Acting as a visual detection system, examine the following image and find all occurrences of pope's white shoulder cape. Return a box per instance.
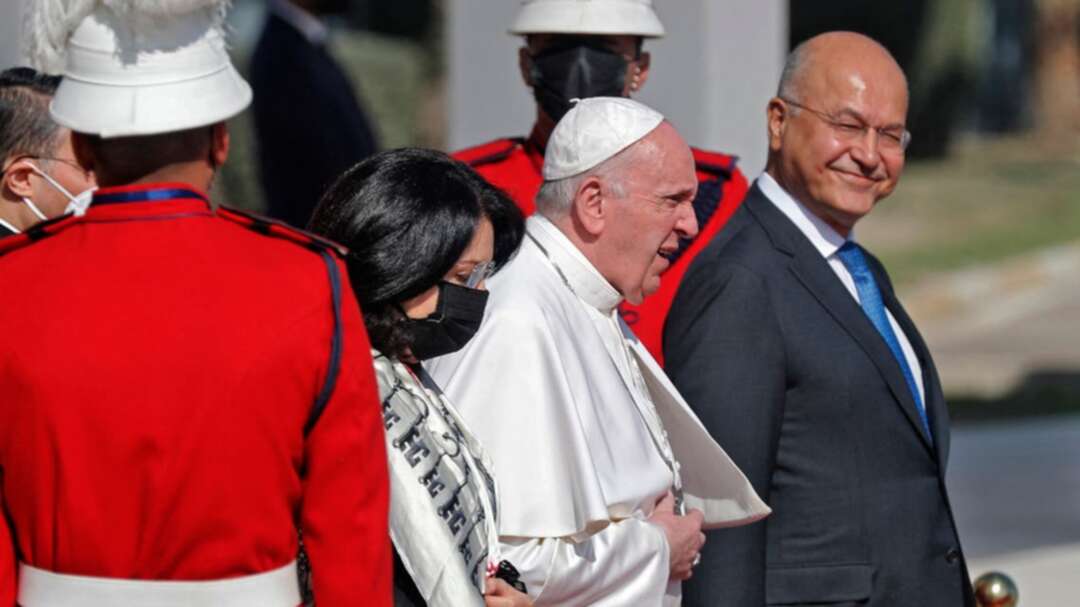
[426,218,769,540]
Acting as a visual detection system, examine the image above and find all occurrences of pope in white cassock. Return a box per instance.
[426,97,770,606]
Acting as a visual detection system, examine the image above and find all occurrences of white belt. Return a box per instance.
[17,560,301,607]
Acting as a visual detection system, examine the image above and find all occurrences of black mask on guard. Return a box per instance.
[402,281,489,361]
[529,39,630,122]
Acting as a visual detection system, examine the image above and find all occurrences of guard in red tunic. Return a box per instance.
[0,2,391,606]
[453,0,750,365]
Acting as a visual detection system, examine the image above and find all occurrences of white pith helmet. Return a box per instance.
[25,0,251,138]
[510,0,665,38]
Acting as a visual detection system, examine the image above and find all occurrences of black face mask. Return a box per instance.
[529,41,630,122]
[401,281,489,361]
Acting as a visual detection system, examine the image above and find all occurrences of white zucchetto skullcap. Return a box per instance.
[542,97,665,181]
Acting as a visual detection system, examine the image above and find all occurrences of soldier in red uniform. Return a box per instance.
[453,0,750,364]
[0,1,391,605]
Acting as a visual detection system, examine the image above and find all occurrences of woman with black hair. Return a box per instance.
[309,148,532,607]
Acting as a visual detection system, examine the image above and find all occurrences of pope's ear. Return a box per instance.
[572,176,605,236]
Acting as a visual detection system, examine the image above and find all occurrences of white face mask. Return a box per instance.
[25,161,96,218]
[64,188,96,216]
[20,195,49,221]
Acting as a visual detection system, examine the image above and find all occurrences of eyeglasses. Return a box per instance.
[1,155,86,175]
[779,97,912,153]
[33,156,86,172]
[465,261,497,289]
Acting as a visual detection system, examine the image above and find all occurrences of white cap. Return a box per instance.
[542,96,664,181]
[511,0,665,38]
[27,1,251,138]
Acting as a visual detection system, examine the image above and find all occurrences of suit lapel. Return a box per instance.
[744,187,935,456]
[878,278,951,467]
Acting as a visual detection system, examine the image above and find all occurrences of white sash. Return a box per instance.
[18,560,301,607]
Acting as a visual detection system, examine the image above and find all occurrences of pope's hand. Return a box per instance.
[484,577,534,607]
[648,492,706,581]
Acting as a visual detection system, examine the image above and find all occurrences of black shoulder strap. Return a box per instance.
[217,205,349,257]
[464,137,525,167]
[216,206,349,434]
[305,250,345,435]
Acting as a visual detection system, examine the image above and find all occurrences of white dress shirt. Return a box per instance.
[758,172,925,404]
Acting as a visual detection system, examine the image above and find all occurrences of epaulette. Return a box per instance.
[218,205,350,436]
[217,206,349,258]
[691,147,739,179]
[0,213,81,255]
[453,137,525,168]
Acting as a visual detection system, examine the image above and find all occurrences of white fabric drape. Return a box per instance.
[426,215,769,605]
[375,352,500,607]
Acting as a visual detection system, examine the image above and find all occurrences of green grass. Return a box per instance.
[858,135,1080,422]
[858,135,1080,286]
[950,383,1080,423]
[330,30,433,150]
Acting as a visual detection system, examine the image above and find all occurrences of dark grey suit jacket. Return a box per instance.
[250,13,378,229]
[665,184,974,606]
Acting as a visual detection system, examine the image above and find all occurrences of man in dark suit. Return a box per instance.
[0,67,96,237]
[250,0,378,228]
[665,32,975,606]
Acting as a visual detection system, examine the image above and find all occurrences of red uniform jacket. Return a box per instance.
[0,183,391,606]
[454,132,750,365]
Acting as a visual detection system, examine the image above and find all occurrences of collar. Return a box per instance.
[83,183,213,223]
[527,215,623,313]
[269,0,329,46]
[91,182,210,207]
[757,172,850,259]
[0,218,20,235]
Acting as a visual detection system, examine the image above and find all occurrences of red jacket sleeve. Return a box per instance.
[300,258,391,605]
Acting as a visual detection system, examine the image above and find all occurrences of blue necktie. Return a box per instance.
[835,242,931,439]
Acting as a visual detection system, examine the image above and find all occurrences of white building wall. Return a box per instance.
[445,0,532,146]
[0,0,28,69]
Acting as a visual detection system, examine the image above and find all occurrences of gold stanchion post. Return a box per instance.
[974,571,1019,607]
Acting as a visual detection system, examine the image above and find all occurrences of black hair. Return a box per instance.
[308,148,525,358]
[82,126,214,185]
[0,67,63,165]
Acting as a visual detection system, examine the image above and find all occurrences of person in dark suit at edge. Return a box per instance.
[0,67,96,237]
[250,0,378,228]
[664,32,975,606]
